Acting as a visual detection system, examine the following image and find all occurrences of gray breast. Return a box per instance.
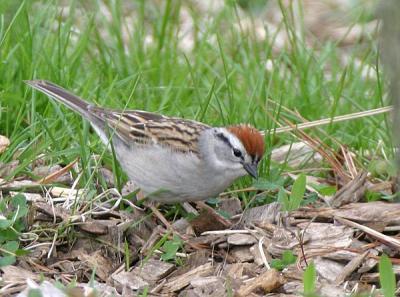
[112,142,237,203]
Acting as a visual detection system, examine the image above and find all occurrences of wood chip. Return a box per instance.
[299,222,354,249]
[140,225,165,255]
[0,178,38,189]
[235,268,284,297]
[292,201,400,225]
[327,171,367,207]
[162,262,214,292]
[334,251,369,285]
[358,250,379,273]
[224,263,246,279]
[172,218,194,235]
[10,191,44,202]
[240,202,281,227]
[34,201,70,222]
[132,259,175,283]
[227,234,257,246]
[78,219,117,235]
[231,246,254,263]
[314,257,345,282]
[1,265,39,284]
[111,271,149,291]
[189,276,226,297]
[173,250,210,277]
[250,242,272,266]
[190,276,223,288]
[334,201,400,225]
[76,250,114,282]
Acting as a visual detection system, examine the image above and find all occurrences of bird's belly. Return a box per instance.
[115,145,236,203]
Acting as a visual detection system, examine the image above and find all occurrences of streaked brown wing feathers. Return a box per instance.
[89,108,208,154]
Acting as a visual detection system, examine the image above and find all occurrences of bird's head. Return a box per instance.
[200,125,265,179]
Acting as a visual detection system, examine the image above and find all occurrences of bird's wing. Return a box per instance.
[89,107,210,155]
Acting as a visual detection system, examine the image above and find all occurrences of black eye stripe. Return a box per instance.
[216,132,245,160]
[216,132,232,148]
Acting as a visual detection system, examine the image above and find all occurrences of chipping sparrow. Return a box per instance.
[26,80,265,203]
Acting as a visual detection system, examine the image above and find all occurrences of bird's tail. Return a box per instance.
[25,80,92,118]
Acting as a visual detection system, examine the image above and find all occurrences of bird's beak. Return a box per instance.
[243,163,258,179]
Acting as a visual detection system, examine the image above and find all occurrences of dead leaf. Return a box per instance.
[38,158,78,184]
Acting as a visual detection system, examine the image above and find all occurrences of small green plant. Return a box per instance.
[26,289,43,297]
[160,235,183,262]
[303,262,317,297]
[138,286,149,297]
[270,250,297,270]
[311,184,337,196]
[0,193,29,267]
[379,254,396,297]
[279,174,307,211]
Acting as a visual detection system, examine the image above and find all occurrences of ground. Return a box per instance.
[0,1,398,296]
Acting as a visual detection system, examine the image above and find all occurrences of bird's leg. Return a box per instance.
[136,190,176,232]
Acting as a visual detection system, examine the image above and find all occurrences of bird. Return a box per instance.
[25,80,265,203]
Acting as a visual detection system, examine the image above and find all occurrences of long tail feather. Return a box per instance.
[25,80,91,118]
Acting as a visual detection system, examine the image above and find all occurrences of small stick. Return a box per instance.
[265,106,393,135]
[335,216,400,250]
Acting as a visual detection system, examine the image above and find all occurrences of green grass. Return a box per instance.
[0,0,390,202]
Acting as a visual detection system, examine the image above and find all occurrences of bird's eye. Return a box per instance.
[233,148,242,158]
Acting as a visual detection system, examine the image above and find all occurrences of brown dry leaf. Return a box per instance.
[190,203,232,235]
[38,158,78,184]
